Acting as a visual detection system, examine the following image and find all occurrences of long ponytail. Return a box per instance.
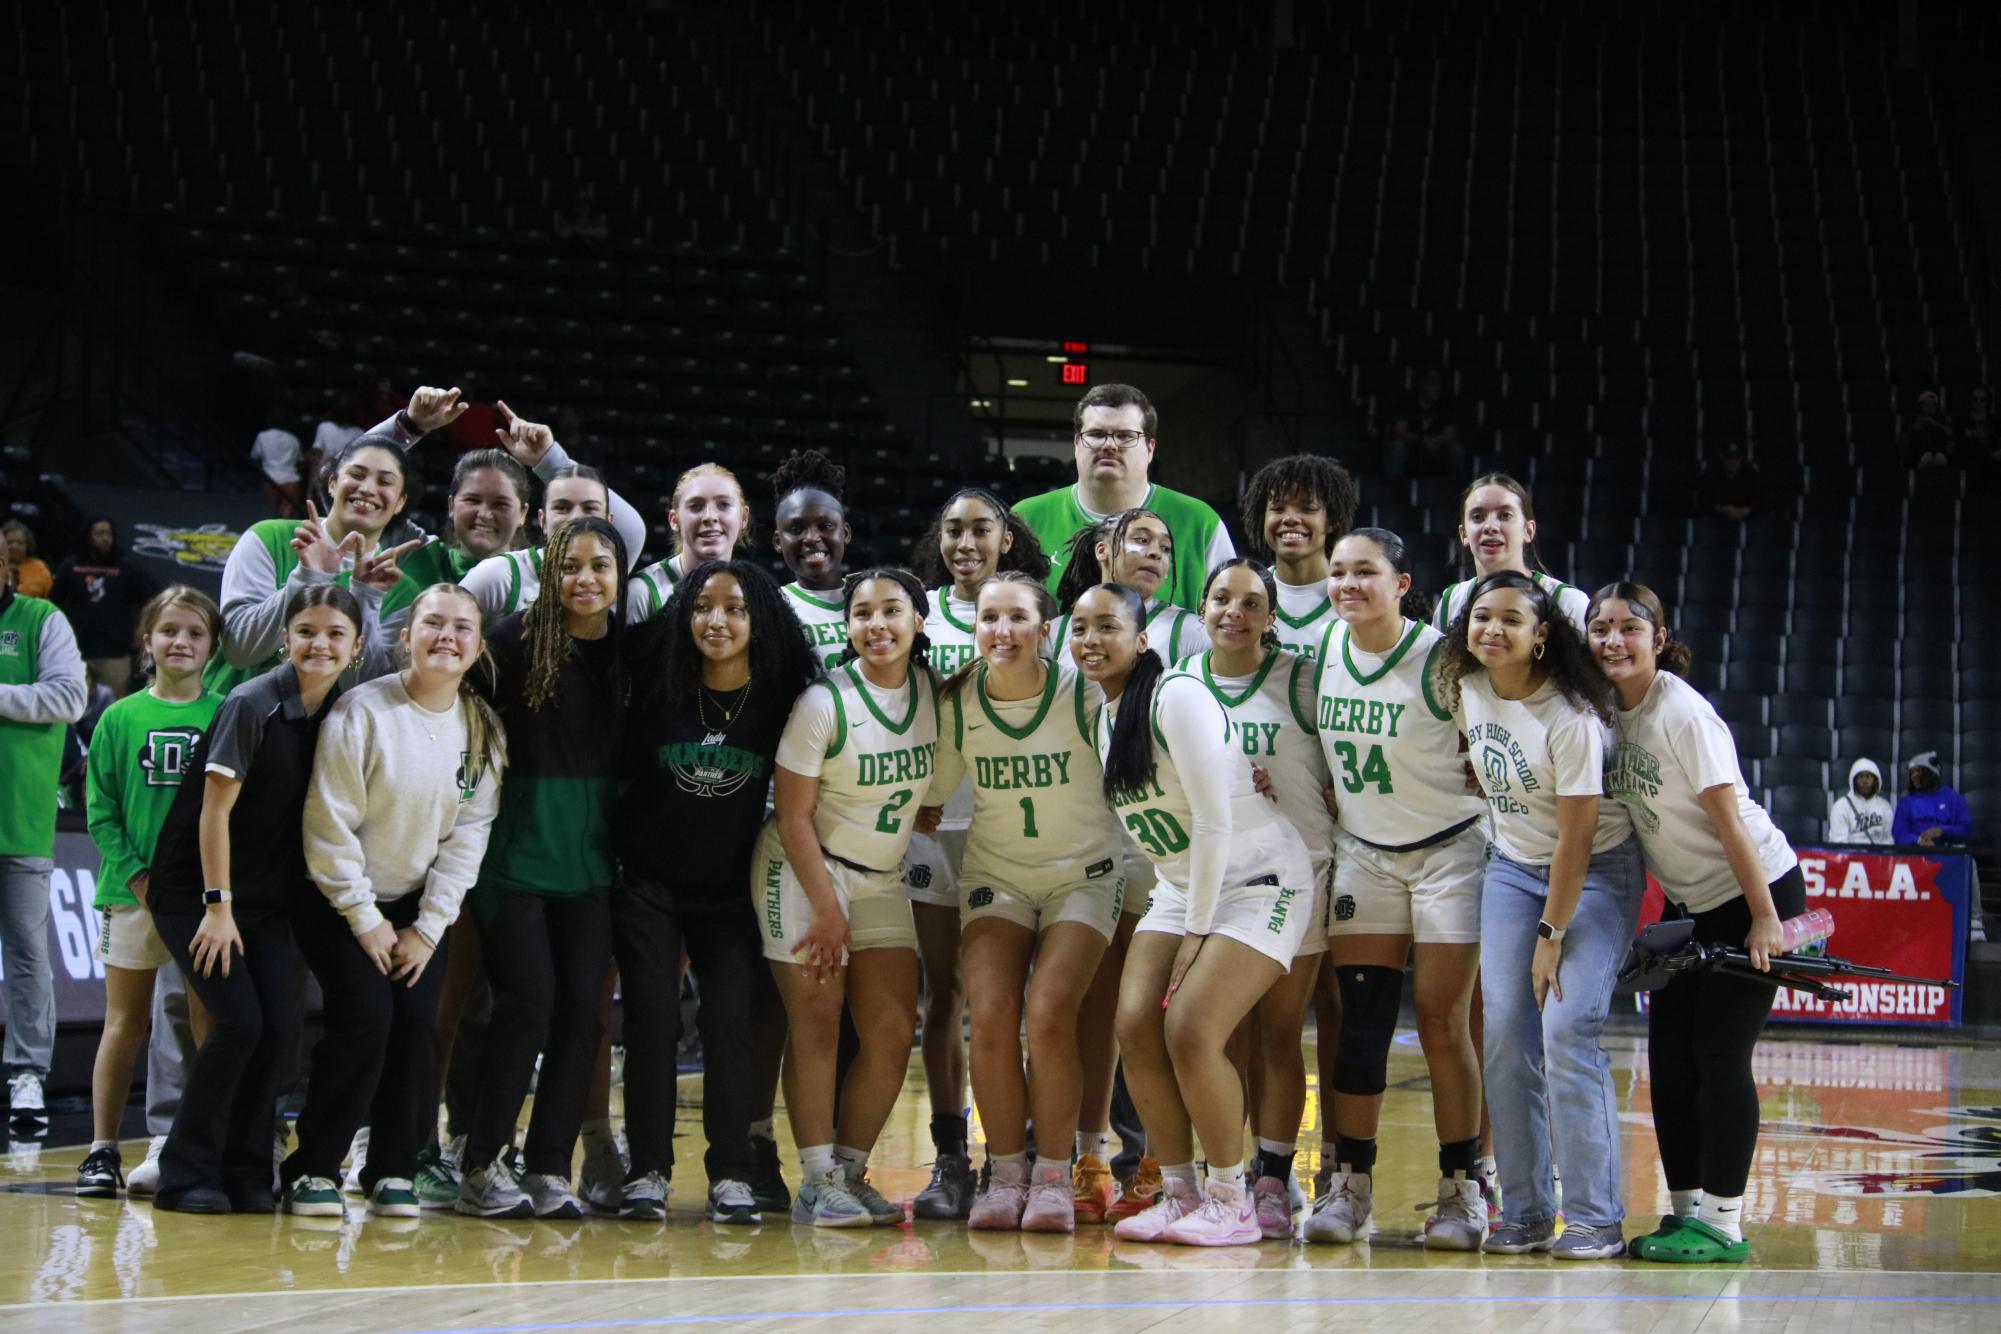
[1092,583,1168,802]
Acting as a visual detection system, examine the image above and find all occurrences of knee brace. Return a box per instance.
[1332,965,1405,1097]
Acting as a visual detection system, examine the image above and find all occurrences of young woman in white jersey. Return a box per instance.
[1052,509,1208,663]
[1238,454,1360,661]
[625,463,752,623]
[755,567,939,1227]
[1588,582,1803,1265]
[1437,570,1641,1260]
[914,572,1118,1233]
[770,450,854,670]
[904,490,1053,1219]
[1429,473,1590,635]
[1305,529,1489,1251]
[1183,559,1333,1239]
[1072,583,1316,1247]
[461,463,644,621]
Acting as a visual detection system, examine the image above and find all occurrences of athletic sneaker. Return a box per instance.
[368,1177,421,1218]
[846,1173,905,1225]
[790,1171,872,1228]
[708,1178,762,1225]
[77,1146,124,1198]
[1303,1171,1372,1244]
[579,1137,627,1215]
[1251,1175,1294,1240]
[1483,1218,1558,1254]
[1287,1168,1308,1216]
[750,1136,791,1214]
[1021,1168,1076,1234]
[1164,1182,1261,1247]
[283,1175,346,1217]
[1071,1154,1116,1224]
[523,1172,585,1220]
[125,1135,167,1197]
[7,1071,46,1133]
[413,1145,462,1209]
[1111,1175,1201,1243]
[969,1160,1029,1230]
[618,1171,668,1221]
[340,1126,370,1195]
[912,1153,976,1220]
[456,1158,534,1219]
[1551,1221,1626,1260]
[1423,1177,1488,1251]
[1105,1157,1163,1223]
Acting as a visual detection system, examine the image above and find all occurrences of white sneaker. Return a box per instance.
[7,1072,46,1132]
[580,1137,628,1214]
[1163,1181,1262,1247]
[1423,1177,1487,1251]
[456,1157,534,1219]
[523,1172,585,1220]
[342,1126,370,1195]
[126,1135,168,1197]
[1111,1176,1201,1242]
[1303,1170,1372,1244]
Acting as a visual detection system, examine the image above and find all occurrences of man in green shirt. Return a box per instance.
[0,539,88,1129]
[1013,383,1236,612]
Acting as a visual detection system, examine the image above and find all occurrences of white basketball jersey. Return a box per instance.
[783,582,852,671]
[464,548,543,623]
[1184,648,1334,889]
[1431,570,1590,637]
[626,555,683,625]
[1054,600,1209,666]
[921,587,978,828]
[1315,619,1487,847]
[1272,574,1337,661]
[782,662,939,872]
[937,659,1115,884]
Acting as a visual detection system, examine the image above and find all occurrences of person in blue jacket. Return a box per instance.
[1892,751,1972,847]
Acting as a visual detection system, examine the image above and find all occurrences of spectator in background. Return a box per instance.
[1696,443,1763,522]
[50,518,159,696]
[1387,367,1463,479]
[1893,751,1971,847]
[249,424,305,517]
[1903,390,1956,468]
[2,522,52,599]
[1826,758,1894,845]
[312,386,369,465]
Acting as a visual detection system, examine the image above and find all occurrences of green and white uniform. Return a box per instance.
[756,662,939,961]
[928,660,1122,939]
[625,549,701,626]
[1273,574,1337,662]
[1053,598,1208,666]
[463,548,545,622]
[0,593,87,858]
[206,517,397,695]
[782,582,852,672]
[1096,671,1314,966]
[1016,482,1236,613]
[1315,619,1488,942]
[904,588,979,908]
[1181,647,1332,958]
[1430,570,1589,638]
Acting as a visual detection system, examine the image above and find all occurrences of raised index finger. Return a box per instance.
[495,398,516,425]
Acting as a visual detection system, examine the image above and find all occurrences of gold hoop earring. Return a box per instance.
[1533,642,1546,661]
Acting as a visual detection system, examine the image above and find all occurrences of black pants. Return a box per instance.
[1648,867,1807,1197]
[154,904,301,1206]
[615,875,762,1184]
[285,892,450,1191]
[467,887,613,1177]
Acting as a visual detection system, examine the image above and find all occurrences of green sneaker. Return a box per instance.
[414,1146,461,1210]
[368,1177,421,1218]
[283,1175,345,1217]
[750,1136,791,1214]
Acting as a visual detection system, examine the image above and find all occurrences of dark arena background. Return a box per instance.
[1,0,1998,1329]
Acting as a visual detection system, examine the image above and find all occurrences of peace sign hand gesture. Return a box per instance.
[493,399,554,467]
[353,537,424,595]
[406,385,469,434]
[293,500,361,575]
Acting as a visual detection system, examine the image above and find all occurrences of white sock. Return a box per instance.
[1257,1137,1295,1157]
[749,1118,776,1142]
[799,1144,837,1180]
[994,1149,1030,1173]
[1076,1130,1115,1160]
[91,1139,116,1153]
[1475,1154,1498,1182]
[1161,1160,1199,1187]
[1697,1193,1744,1243]
[834,1144,870,1181]
[1033,1157,1071,1184]
[580,1118,615,1154]
[1671,1188,1703,1218]
[1322,1139,1339,1165]
[1208,1161,1247,1193]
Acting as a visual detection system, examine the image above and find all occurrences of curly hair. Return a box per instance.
[1585,581,1694,677]
[521,516,629,711]
[649,558,816,716]
[1197,558,1281,652]
[830,566,934,674]
[1435,570,1614,722]
[911,486,1052,588]
[1239,454,1360,561]
[772,448,847,509]
[1053,507,1169,608]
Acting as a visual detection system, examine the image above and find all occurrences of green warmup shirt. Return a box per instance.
[1014,482,1235,613]
[382,537,478,615]
[0,593,85,857]
[85,689,225,908]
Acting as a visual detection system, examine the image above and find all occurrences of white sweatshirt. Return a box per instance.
[303,674,502,945]
[1827,757,1895,845]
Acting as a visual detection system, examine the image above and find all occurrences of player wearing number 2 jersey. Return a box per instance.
[1309,528,1490,1252]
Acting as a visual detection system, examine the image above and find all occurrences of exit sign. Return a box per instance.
[1061,363,1089,385]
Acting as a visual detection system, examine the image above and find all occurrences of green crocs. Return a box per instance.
[1627,1213,1686,1259]
[1630,1216,1749,1264]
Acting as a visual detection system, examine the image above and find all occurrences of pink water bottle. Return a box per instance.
[1776,908,1835,953]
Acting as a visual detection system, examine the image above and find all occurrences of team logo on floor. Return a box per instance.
[1773,1106,2001,1198]
[129,523,240,572]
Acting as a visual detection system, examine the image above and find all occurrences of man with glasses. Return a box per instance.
[1015,383,1236,611]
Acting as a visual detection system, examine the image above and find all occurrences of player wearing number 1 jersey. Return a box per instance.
[1310,529,1491,1251]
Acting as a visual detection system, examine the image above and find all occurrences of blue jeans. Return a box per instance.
[1480,839,1644,1230]
[0,856,55,1076]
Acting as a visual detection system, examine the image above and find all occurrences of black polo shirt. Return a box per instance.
[149,663,341,917]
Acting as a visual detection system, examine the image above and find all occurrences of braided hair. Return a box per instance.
[772,448,847,509]
[1053,506,1169,609]
[521,516,629,711]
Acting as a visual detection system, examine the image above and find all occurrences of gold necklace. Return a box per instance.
[698,677,752,731]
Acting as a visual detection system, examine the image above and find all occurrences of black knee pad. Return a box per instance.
[1332,965,1405,1096]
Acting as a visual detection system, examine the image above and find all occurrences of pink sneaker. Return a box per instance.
[968,1160,1028,1231]
[1252,1175,1294,1240]
[1111,1175,1200,1242]
[1165,1181,1262,1247]
[1021,1168,1076,1233]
